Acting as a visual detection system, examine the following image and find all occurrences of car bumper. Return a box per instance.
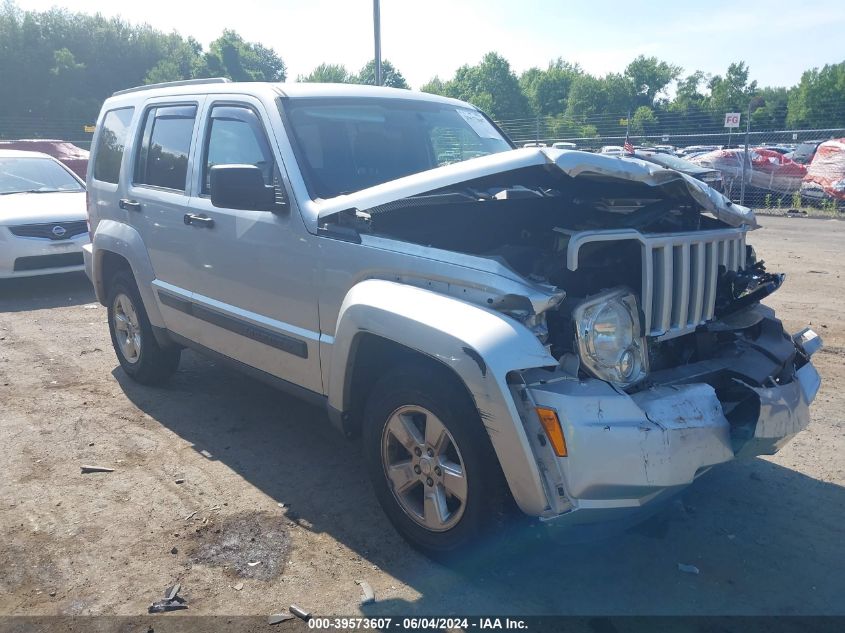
[0,228,89,279]
[516,331,822,526]
[83,242,94,281]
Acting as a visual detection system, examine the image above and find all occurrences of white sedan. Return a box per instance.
[0,149,89,278]
[599,145,625,156]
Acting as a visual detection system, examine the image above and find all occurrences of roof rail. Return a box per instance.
[112,77,231,97]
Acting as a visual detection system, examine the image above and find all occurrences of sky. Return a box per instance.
[16,0,845,90]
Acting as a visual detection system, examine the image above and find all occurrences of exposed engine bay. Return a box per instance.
[333,163,804,429]
[362,165,727,292]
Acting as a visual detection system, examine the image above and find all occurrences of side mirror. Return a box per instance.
[209,164,284,212]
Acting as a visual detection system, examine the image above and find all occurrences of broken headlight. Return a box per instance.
[573,288,648,387]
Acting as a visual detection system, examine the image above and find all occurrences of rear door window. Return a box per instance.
[93,107,134,184]
[135,105,197,191]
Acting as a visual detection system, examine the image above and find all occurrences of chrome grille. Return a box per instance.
[9,220,88,240]
[565,227,748,340]
[642,231,746,338]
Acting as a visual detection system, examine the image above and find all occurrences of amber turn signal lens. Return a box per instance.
[535,406,567,457]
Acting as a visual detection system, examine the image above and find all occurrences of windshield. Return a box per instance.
[635,151,703,172]
[0,157,84,194]
[792,142,818,164]
[280,97,513,199]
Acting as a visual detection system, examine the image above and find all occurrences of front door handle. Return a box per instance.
[119,198,141,212]
[183,213,215,229]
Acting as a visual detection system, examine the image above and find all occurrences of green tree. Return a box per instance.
[786,61,845,128]
[565,72,634,134]
[298,63,355,83]
[520,58,582,117]
[202,30,286,82]
[624,55,681,107]
[443,52,529,120]
[751,86,789,128]
[630,105,658,135]
[144,37,204,83]
[670,71,707,113]
[707,62,757,115]
[420,76,446,95]
[357,59,409,89]
[0,3,288,142]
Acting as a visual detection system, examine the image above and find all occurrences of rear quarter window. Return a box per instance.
[93,107,135,184]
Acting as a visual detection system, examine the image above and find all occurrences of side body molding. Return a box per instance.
[328,279,557,515]
[90,219,165,328]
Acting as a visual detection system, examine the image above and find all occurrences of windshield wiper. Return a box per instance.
[368,190,483,215]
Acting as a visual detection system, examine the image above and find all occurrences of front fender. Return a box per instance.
[91,219,165,329]
[328,279,556,516]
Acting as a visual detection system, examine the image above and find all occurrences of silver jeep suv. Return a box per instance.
[84,79,822,556]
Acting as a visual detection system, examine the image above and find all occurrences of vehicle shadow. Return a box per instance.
[0,272,95,312]
[114,351,845,616]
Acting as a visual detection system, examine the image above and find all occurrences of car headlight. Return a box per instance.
[573,288,648,387]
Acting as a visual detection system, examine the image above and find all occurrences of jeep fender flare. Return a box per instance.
[91,219,165,329]
[328,279,556,516]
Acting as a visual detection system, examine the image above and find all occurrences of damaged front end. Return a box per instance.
[508,228,822,521]
[510,307,822,523]
[319,148,822,522]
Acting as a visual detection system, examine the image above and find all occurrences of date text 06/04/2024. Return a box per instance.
[307,617,528,630]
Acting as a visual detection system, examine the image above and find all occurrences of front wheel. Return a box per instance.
[107,270,180,385]
[363,363,507,557]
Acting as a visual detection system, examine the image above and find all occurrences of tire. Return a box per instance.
[106,270,180,385]
[363,361,507,558]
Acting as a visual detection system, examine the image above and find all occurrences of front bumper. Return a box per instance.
[0,227,88,279]
[515,329,821,525]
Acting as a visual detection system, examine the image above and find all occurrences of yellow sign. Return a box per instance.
[83,125,95,133]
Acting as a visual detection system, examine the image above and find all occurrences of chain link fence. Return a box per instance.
[495,110,845,209]
[496,112,845,152]
[0,115,93,150]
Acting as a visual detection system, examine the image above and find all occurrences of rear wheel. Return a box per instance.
[107,271,180,385]
[363,362,506,557]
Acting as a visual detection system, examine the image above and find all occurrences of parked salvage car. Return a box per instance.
[0,149,89,278]
[84,80,822,556]
[757,145,793,155]
[630,150,723,191]
[599,145,624,155]
[676,144,720,158]
[690,148,807,201]
[0,139,89,180]
[800,138,845,207]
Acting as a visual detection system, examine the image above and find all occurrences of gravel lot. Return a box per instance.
[1,215,843,619]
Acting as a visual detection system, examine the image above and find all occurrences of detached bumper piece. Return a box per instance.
[515,320,822,525]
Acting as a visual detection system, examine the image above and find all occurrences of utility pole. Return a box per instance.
[373,0,382,86]
[740,99,752,206]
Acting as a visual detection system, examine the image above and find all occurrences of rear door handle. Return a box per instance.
[183,213,215,229]
[119,198,142,212]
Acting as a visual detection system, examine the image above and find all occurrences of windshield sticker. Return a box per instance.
[457,109,501,139]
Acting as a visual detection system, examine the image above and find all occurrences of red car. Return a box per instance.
[0,139,89,180]
[800,138,845,206]
[690,148,807,198]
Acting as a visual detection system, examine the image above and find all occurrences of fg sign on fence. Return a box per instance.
[724,112,741,128]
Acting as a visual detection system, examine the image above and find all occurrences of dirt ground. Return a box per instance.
[1,215,843,620]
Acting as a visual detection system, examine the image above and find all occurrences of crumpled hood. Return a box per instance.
[0,191,87,226]
[315,148,757,229]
